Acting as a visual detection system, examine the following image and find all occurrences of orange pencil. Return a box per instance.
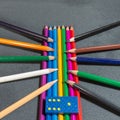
[0,38,54,51]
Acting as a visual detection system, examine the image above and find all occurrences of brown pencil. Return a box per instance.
[0,80,57,119]
[67,44,120,54]
[0,38,54,52]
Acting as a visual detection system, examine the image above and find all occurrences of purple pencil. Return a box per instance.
[38,26,48,120]
[66,27,76,120]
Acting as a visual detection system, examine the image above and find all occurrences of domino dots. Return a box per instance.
[45,96,78,114]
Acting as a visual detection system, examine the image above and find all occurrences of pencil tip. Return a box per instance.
[45,25,48,29]
[49,68,58,72]
[69,57,76,61]
[53,26,56,29]
[62,25,65,29]
[49,56,55,60]
[66,26,69,30]
[50,80,58,85]
[69,37,75,42]
[48,37,53,42]
[49,26,52,30]
[66,80,75,86]
[68,70,77,75]
[70,26,74,30]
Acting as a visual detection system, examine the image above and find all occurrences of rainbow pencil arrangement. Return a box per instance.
[39,26,83,120]
[0,20,120,119]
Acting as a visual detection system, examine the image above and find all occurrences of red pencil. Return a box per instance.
[70,26,83,120]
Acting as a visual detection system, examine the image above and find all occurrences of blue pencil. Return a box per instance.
[52,26,58,120]
[46,27,53,120]
[70,56,120,65]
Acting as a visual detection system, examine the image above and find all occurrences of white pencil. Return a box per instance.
[0,68,57,83]
[0,80,57,119]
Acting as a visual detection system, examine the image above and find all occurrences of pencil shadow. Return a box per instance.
[79,78,120,90]
[81,93,120,116]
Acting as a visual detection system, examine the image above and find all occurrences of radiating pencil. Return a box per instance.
[58,26,64,120]
[38,26,48,120]
[69,70,120,88]
[0,38,54,52]
[66,27,76,120]
[68,20,120,42]
[70,26,83,120]
[0,56,54,62]
[67,44,120,54]
[0,68,57,83]
[62,26,70,120]
[70,56,120,65]
[0,20,53,42]
[52,26,58,120]
[46,27,53,120]
[66,80,120,115]
[0,80,58,119]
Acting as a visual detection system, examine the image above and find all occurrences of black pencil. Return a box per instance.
[0,20,53,42]
[68,20,120,42]
[66,80,120,115]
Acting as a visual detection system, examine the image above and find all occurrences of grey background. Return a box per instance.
[0,0,120,120]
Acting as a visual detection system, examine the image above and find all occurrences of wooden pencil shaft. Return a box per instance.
[76,56,120,65]
[75,20,120,41]
[0,38,53,51]
[0,69,56,83]
[0,20,47,42]
[73,83,120,115]
[0,80,57,119]
[76,70,120,88]
[0,56,53,62]
[75,44,120,54]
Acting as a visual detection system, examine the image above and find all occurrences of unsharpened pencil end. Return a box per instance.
[49,56,55,60]
[48,37,53,42]
[66,80,75,86]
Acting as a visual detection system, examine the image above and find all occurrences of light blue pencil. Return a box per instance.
[52,26,58,120]
[46,26,53,120]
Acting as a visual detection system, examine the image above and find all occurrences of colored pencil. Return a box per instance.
[46,27,53,120]
[69,70,120,88]
[58,26,64,120]
[70,26,83,120]
[68,20,120,42]
[38,26,48,120]
[66,27,76,120]
[67,44,120,54]
[0,80,58,119]
[66,80,120,115]
[70,56,120,65]
[0,56,54,62]
[0,69,57,83]
[52,26,58,120]
[62,26,70,120]
[0,20,53,42]
[0,38,54,52]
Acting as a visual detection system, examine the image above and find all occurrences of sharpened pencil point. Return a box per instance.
[49,80,58,85]
[67,49,76,53]
[69,57,76,61]
[66,26,69,30]
[48,37,53,42]
[69,37,75,42]
[49,68,58,73]
[66,80,75,86]
[45,25,48,29]
[53,26,56,29]
[49,56,55,60]
[68,70,78,75]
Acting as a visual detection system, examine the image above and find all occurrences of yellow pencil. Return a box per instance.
[58,26,64,120]
[0,38,54,51]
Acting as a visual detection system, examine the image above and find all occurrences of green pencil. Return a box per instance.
[69,70,120,88]
[0,56,54,62]
[62,25,70,120]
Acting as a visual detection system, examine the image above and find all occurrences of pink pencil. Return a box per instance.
[66,27,76,120]
[38,26,48,120]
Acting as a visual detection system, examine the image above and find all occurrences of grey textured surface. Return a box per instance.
[0,0,120,120]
